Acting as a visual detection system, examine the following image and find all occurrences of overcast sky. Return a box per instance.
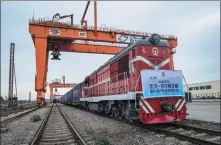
[1,1,220,100]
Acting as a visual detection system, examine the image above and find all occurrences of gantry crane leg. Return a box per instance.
[34,37,49,107]
[167,41,176,70]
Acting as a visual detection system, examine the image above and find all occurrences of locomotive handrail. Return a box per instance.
[134,74,141,110]
[124,73,126,92]
[117,76,119,94]
[179,70,189,102]
[125,72,129,92]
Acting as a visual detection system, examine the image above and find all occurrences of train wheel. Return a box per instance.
[113,110,119,118]
[86,106,89,111]
[104,106,110,115]
[110,110,114,117]
[114,109,123,119]
[105,109,110,115]
[128,120,134,124]
[118,111,123,119]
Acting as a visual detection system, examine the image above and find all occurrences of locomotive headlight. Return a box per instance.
[150,33,161,44]
[171,48,176,54]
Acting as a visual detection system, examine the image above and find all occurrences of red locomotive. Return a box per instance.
[60,33,187,124]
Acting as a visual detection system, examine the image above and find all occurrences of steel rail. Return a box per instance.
[30,104,54,145]
[56,103,87,145]
[142,125,220,145]
[67,104,221,145]
[168,123,221,136]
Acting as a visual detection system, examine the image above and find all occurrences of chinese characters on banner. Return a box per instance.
[141,70,185,98]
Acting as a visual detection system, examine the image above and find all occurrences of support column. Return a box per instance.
[50,86,53,102]
[44,50,49,91]
[167,39,177,71]
[37,91,43,106]
[34,37,48,107]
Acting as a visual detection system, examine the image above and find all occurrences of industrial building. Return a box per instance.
[184,80,220,99]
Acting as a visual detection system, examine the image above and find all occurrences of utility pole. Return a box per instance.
[8,43,15,107]
[8,43,18,107]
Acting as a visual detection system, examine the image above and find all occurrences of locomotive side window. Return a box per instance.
[129,49,136,74]
[84,77,89,87]
[132,49,135,58]
[130,62,136,73]
[157,60,161,65]
[118,54,129,80]
[150,59,155,65]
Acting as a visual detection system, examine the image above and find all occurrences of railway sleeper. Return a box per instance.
[40,133,73,139]
[43,127,70,132]
[38,139,77,145]
[40,135,74,142]
[42,130,71,136]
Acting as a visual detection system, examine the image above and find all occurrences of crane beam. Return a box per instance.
[49,83,75,88]
[49,43,124,54]
[29,22,178,49]
[29,24,117,44]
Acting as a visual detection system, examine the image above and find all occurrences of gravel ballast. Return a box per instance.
[178,119,221,131]
[59,104,193,145]
[1,108,36,122]
[0,105,51,145]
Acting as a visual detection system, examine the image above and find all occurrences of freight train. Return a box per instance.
[60,33,187,124]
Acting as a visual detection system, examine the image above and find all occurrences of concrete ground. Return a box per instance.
[186,101,220,123]
[191,99,220,102]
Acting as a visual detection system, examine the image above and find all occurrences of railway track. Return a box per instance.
[1,102,37,117]
[141,123,221,145]
[0,107,39,125]
[68,104,221,145]
[30,103,87,145]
